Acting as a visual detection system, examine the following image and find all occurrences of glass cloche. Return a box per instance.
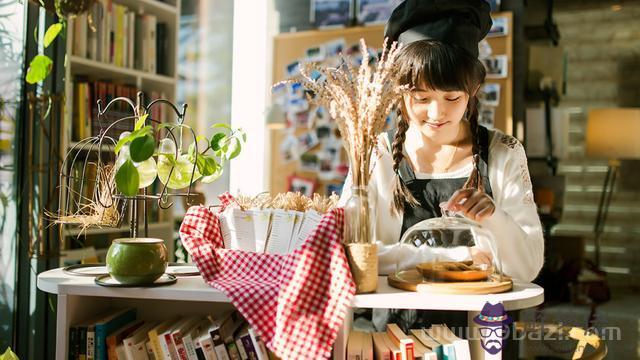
[391,211,504,287]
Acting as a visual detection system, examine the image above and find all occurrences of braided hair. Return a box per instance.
[391,40,487,215]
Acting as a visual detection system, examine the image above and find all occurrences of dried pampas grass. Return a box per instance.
[224,192,339,213]
[283,38,406,188]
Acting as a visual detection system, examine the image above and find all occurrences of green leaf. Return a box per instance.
[210,133,226,151]
[25,55,53,84]
[196,155,218,176]
[227,138,242,160]
[114,126,153,154]
[241,131,247,142]
[211,123,232,131]
[187,142,197,162]
[201,165,224,183]
[115,160,139,196]
[134,114,149,131]
[0,347,19,360]
[44,23,63,48]
[130,135,155,162]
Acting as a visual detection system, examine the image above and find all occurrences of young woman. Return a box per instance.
[339,1,544,340]
[340,0,544,284]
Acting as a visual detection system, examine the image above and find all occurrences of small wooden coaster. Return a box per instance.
[388,270,513,294]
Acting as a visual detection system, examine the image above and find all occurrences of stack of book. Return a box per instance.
[348,323,471,360]
[71,78,166,141]
[68,309,271,360]
[72,0,169,75]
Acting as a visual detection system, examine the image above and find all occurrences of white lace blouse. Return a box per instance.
[338,129,544,282]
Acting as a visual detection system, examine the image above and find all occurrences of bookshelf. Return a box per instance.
[62,0,182,260]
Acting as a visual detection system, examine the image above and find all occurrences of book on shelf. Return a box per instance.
[122,320,158,360]
[95,308,137,360]
[426,324,470,360]
[408,335,438,360]
[71,78,168,142]
[169,317,202,360]
[106,320,144,360]
[386,324,414,360]
[71,0,169,75]
[247,327,269,360]
[348,330,374,360]
[148,318,178,360]
[197,328,217,360]
[380,332,402,360]
[371,332,391,360]
[410,329,443,360]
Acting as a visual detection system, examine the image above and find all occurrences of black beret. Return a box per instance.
[384,0,492,58]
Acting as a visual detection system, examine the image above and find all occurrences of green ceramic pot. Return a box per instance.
[106,238,168,284]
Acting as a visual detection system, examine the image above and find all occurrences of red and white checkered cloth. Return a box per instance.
[179,195,355,359]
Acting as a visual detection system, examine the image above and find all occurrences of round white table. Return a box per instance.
[38,269,543,360]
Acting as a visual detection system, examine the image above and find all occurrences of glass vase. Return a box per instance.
[343,186,378,293]
[343,186,375,244]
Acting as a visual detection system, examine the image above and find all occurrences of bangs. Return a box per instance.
[397,40,485,94]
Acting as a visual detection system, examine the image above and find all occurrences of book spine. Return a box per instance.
[194,346,206,360]
[209,327,230,360]
[247,328,268,360]
[172,332,188,360]
[149,330,163,360]
[144,340,156,360]
[86,327,95,360]
[161,332,177,360]
[234,336,247,360]
[406,343,414,360]
[96,310,136,360]
[199,336,217,360]
[181,334,197,360]
[79,326,88,360]
[225,341,241,360]
[68,326,77,360]
[240,334,256,360]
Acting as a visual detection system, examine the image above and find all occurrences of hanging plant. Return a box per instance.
[30,0,96,18]
[26,0,97,84]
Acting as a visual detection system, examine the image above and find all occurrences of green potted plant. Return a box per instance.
[52,93,246,285]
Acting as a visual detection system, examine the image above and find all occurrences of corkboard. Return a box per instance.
[269,13,513,194]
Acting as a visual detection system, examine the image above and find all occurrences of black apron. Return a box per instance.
[373,126,518,358]
[393,125,494,237]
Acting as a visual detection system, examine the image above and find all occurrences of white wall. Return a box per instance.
[229,0,279,195]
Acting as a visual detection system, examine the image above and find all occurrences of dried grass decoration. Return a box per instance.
[47,164,121,233]
[282,38,405,293]
[288,38,405,192]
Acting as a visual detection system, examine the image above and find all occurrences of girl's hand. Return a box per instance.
[445,188,496,222]
[470,247,493,266]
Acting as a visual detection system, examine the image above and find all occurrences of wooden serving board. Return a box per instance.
[388,270,513,294]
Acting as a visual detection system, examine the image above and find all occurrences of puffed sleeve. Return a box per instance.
[484,133,544,282]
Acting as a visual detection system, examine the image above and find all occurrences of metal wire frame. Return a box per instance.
[58,92,199,238]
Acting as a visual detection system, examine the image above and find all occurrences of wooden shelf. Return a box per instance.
[69,56,176,86]
[63,221,173,236]
[113,0,178,23]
